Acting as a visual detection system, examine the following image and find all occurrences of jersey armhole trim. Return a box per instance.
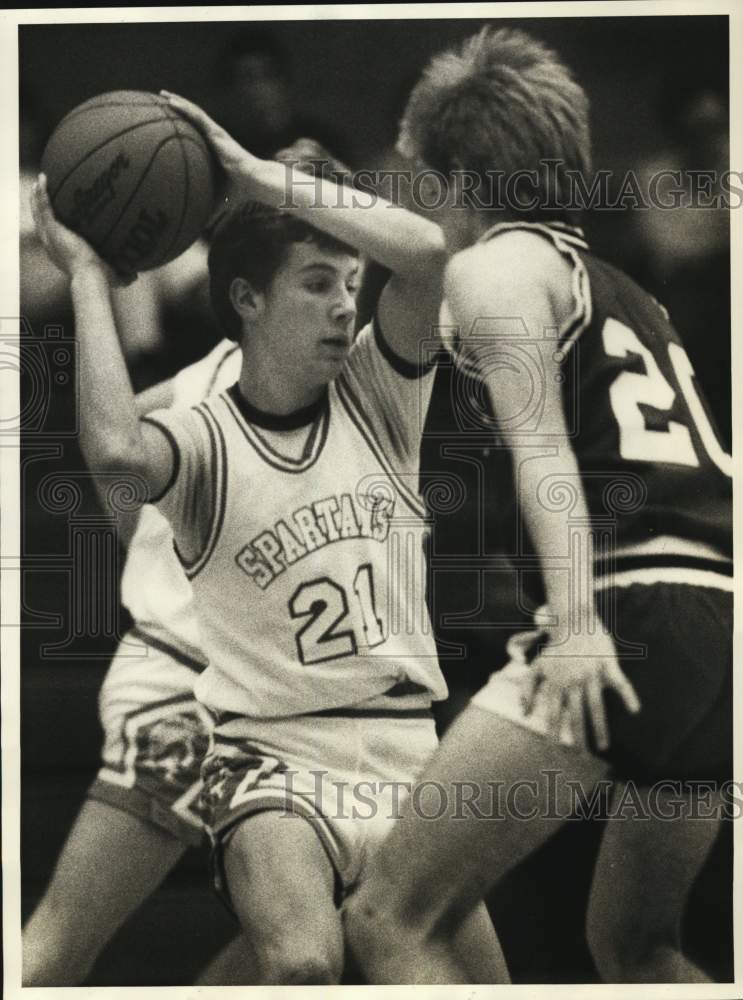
[372,311,436,380]
[180,402,228,580]
[557,243,593,354]
[335,375,427,519]
[141,415,181,503]
[475,220,594,356]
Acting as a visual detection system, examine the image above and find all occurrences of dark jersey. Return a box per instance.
[469,221,732,581]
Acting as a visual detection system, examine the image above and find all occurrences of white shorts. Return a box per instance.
[472,659,578,746]
[471,611,579,746]
[88,630,212,845]
[201,700,438,903]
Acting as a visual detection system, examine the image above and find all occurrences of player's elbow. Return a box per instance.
[81,426,140,469]
[422,235,448,266]
[417,240,448,277]
[385,244,447,317]
[80,432,151,504]
[393,239,447,285]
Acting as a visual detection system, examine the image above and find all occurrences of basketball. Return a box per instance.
[41,90,218,273]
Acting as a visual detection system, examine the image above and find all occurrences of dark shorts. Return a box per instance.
[473,580,732,784]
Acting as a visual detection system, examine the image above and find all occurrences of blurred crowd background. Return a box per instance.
[19,14,732,986]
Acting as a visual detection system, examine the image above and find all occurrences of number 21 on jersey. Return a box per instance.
[602,317,731,476]
[289,563,385,665]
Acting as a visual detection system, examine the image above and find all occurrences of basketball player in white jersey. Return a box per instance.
[31,100,507,984]
[23,141,361,986]
[22,337,245,985]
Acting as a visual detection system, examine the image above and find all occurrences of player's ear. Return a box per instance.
[229,276,263,322]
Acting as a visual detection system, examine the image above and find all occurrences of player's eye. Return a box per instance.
[305,279,330,293]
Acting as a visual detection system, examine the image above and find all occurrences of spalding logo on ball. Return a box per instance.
[41,90,219,273]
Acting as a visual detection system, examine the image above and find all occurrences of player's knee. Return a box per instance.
[587,907,630,980]
[587,914,678,982]
[348,864,449,936]
[256,942,342,985]
[344,888,430,961]
[591,940,678,983]
[587,917,620,981]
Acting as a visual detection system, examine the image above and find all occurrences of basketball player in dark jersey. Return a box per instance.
[345,27,732,983]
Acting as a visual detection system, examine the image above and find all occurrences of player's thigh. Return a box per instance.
[28,797,185,934]
[223,809,343,975]
[364,703,609,922]
[588,782,722,943]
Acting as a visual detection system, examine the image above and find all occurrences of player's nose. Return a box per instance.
[332,287,357,326]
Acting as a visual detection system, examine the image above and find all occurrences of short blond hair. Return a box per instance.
[399,27,591,220]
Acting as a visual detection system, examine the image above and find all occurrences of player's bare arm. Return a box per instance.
[30,175,176,504]
[162,91,447,365]
[444,233,640,749]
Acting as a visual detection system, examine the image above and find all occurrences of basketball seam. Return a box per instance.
[158,116,192,266]
[55,96,165,129]
[159,104,213,266]
[49,115,172,203]
[96,134,184,261]
[161,103,210,157]
[174,134,211,154]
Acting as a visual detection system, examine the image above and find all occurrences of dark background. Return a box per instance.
[19,12,732,985]
[17,16,729,165]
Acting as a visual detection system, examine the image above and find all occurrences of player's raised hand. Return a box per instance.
[30,174,103,278]
[160,91,262,211]
[30,175,135,286]
[523,630,641,752]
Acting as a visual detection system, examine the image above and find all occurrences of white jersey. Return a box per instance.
[121,339,241,662]
[150,321,447,718]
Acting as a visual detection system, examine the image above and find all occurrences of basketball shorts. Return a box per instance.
[200,698,438,907]
[88,630,212,845]
[472,577,733,784]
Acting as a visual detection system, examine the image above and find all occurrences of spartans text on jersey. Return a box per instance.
[236,491,396,590]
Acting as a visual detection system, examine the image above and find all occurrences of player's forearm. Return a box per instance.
[513,444,600,633]
[246,159,447,276]
[70,265,149,477]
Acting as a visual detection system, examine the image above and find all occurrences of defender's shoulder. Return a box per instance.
[445,230,573,309]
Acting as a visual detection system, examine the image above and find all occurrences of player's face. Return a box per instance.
[259,242,360,381]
